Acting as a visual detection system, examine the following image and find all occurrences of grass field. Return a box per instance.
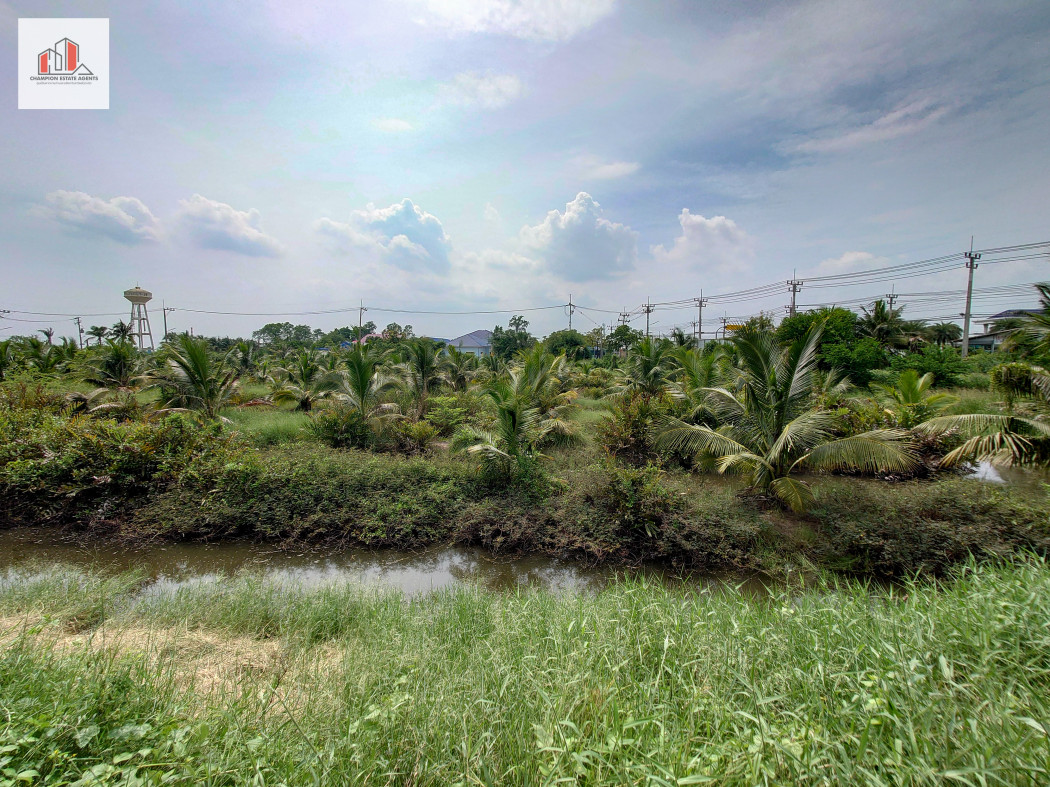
[1,559,1048,784]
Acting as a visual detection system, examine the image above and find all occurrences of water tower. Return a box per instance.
[124,285,154,350]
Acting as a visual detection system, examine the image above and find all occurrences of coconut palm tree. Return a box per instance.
[111,321,134,343]
[926,322,962,348]
[38,328,54,345]
[452,369,561,480]
[0,340,13,381]
[917,367,1050,468]
[515,346,581,448]
[872,369,958,429]
[615,337,675,399]
[335,345,400,426]
[400,338,447,418]
[442,345,478,392]
[231,340,260,380]
[147,334,237,420]
[859,299,907,349]
[268,349,342,412]
[86,325,110,346]
[1004,282,1050,357]
[20,337,62,376]
[667,345,732,424]
[83,339,142,390]
[656,325,918,512]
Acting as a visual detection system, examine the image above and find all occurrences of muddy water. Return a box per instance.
[0,527,768,596]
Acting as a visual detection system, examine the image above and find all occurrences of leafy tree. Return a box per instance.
[491,315,536,359]
[890,344,967,387]
[656,325,918,512]
[822,337,887,388]
[606,324,644,354]
[545,329,588,359]
[350,321,378,342]
[382,322,414,342]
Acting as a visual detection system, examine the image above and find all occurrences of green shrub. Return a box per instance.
[890,345,967,387]
[596,393,665,467]
[423,395,467,436]
[308,406,371,449]
[598,461,673,538]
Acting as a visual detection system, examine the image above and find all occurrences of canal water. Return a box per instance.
[0,527,768,597]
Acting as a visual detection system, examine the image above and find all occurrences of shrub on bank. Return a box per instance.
[809,477,1050,575]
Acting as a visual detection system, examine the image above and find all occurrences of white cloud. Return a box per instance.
[520,192,637,281]
[416,0,615,41]
[572,154,640,180]
[316,198,452,273]
[790,99,952,154]
[441,72,524,109]
[650,210,753,274]
[372,117,414,132]
[483,202,501,222]
[35,190,161,245]
[816,251,879,273]
[174,194,284,257]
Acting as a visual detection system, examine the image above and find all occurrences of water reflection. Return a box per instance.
[967,460,1050,490]
[0,527,767,597]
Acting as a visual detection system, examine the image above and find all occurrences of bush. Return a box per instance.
[598,461,673,538]
[423,395,467,436]
[596,393,665,467]
[809,478,1050,576]
[890,345,967,387]
[308,406,371,449]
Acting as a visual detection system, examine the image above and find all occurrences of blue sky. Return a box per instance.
[2,0,1049,341]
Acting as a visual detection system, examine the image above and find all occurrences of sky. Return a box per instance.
[2,0,1049,342]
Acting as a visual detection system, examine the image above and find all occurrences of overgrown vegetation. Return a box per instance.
[1,288,1049,575]
[1,560,1049,784]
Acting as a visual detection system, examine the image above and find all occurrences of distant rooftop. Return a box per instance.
[450,329,493,348]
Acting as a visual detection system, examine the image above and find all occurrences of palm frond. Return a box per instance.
[798,430,919,475]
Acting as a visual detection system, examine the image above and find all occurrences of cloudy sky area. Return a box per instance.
[2,0,1049,340]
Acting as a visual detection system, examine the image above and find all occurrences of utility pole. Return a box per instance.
[162,302,174,341]
[694,291,708,344]
[73,316,83,349]
[358,299,368,339]
[787,270,804,318]
[885,285,898,310]
[720,316,729,340]
[567,294,575,331]
[643,298,654,338]
[618,310,630,326]
[961,239,981,359]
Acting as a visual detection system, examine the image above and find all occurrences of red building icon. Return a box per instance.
[38,38,82,75]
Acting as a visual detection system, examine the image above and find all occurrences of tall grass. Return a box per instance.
[223,407,312,446]
[2,560,1048,784]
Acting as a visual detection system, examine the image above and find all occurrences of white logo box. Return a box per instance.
[19,18,109,110]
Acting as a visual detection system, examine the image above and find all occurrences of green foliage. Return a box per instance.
[4,560,1050,784]
[491,315,536,359]
[424,395,468,436]
[872,369,959,428]
[821,336,887,387]
[598,462,673,538]
[308,405,372,449]
[596,392,665,467]
[990,362,1045,410]
[890,344,967,387]
[544,329,588,359]
[147,334,238,420]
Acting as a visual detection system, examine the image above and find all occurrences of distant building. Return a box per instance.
[448,329,493,357]
[967,309,1036,352]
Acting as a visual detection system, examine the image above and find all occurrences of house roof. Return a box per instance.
[984,309,1036,321]
[450,329,493,348]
